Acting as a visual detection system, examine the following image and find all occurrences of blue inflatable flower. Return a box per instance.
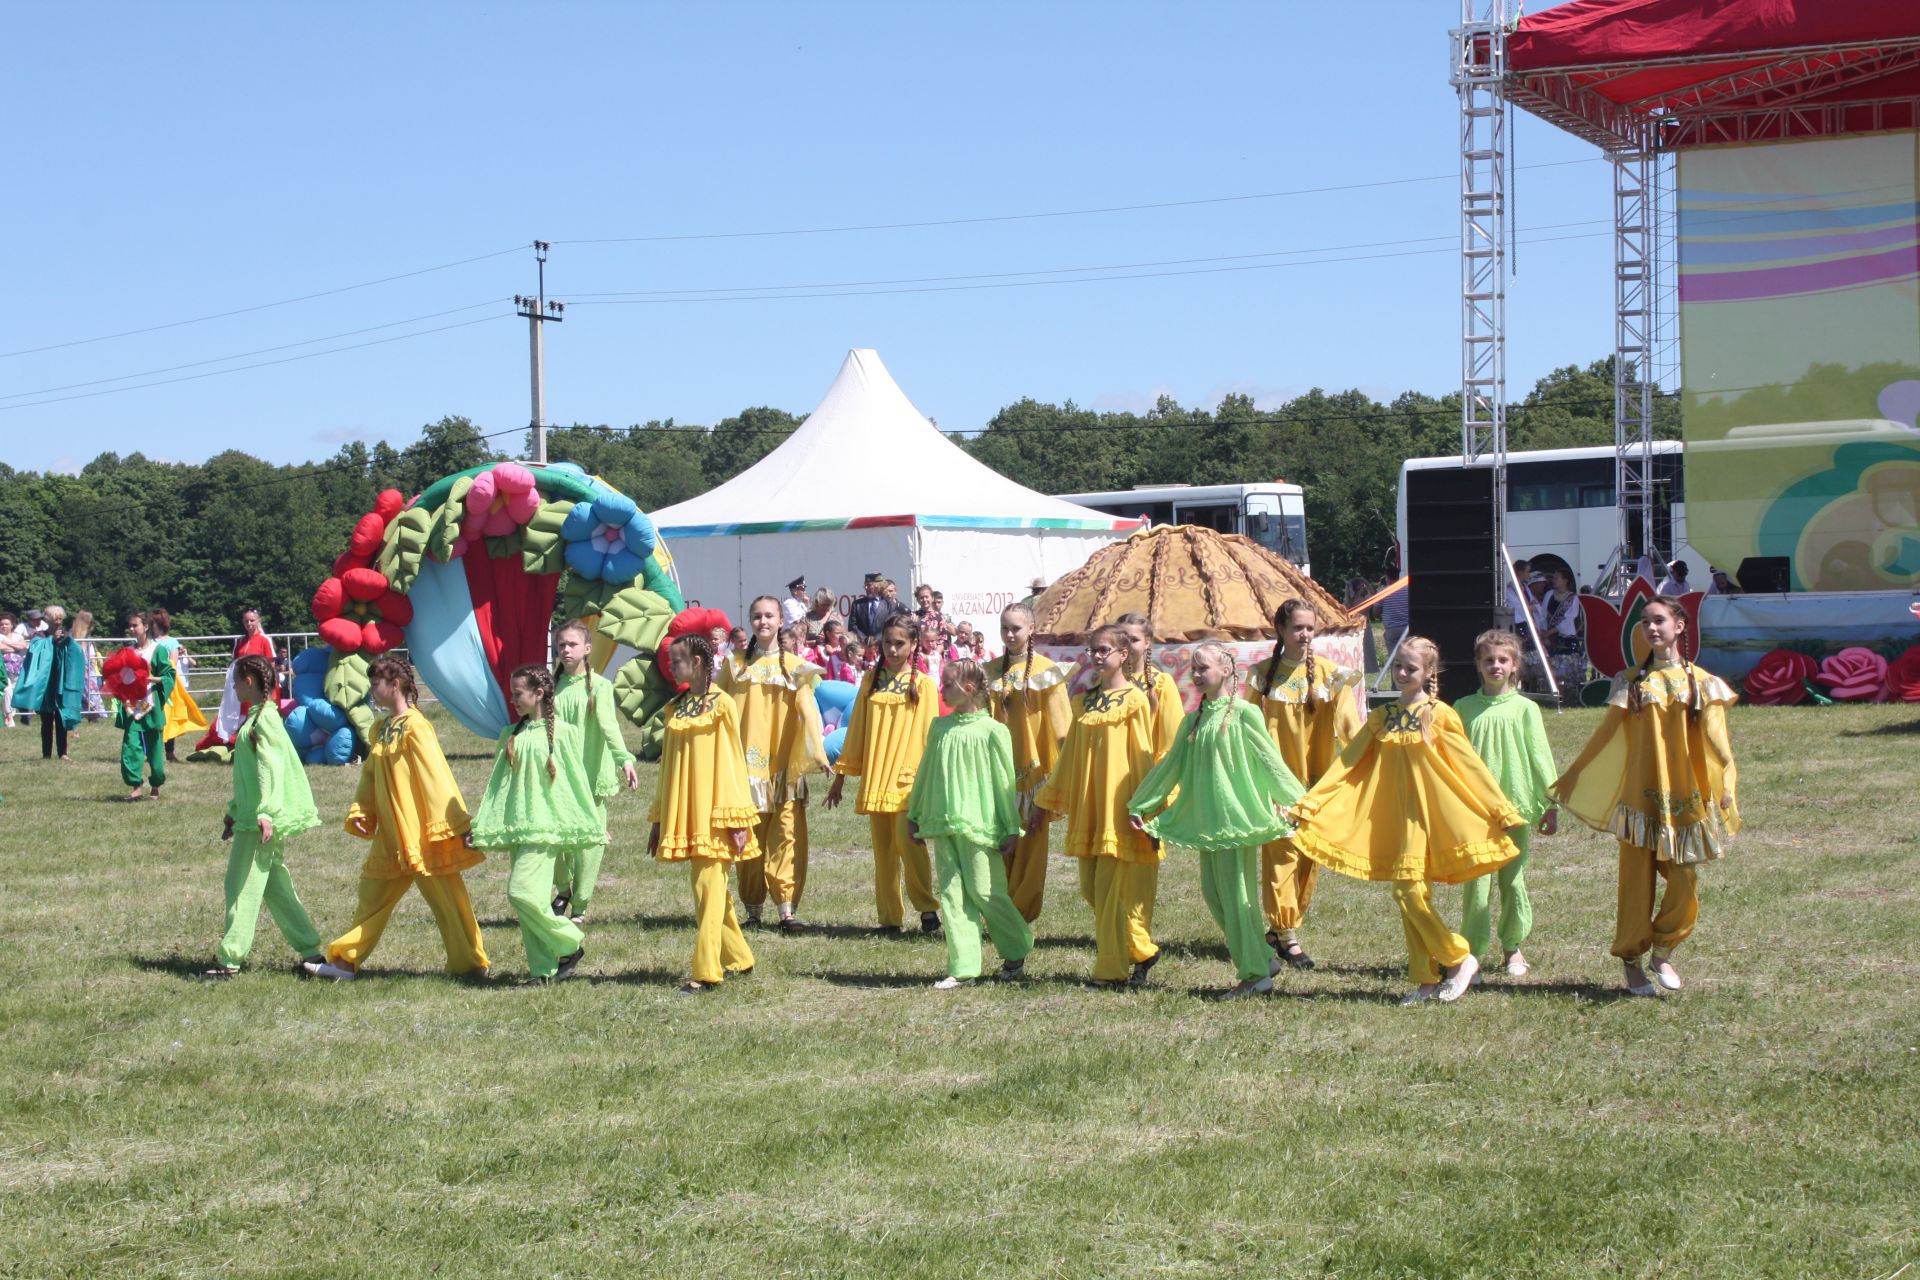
[290,645,331,703]
[284,696,355,765]
[561,491,657,585]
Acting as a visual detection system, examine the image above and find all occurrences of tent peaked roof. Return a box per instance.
[653,348,1136,537]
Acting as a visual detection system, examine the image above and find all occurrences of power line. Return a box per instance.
[552,158,1604,246]
[0,299,513,401]
[0,314,513,413]
[0,244,528,362]
[559,229,1613,306]
[561,220,1614,300]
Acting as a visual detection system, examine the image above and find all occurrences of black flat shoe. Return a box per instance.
[1280,940,1315,970]
[1128,951,1160,987]
[920,912,943,937]
[555,947,585,981]
[551,892,571,918]
[777,916,809,933]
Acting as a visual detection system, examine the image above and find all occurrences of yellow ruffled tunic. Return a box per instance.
[1035,684,1162,864]
[1240,653,1364,786]
[1131,668,1185,760]
[833,666,939,816]
[986,651,1072,796]
[649,690,761,862]
[1552,658,1741,864]
[1290,699,1521,885]
[346,712,482,879]
[719,650,829,811]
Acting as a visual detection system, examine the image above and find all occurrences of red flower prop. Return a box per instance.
[1743,649,1818,705]
[312,565,414,654]
[311,488,414,654]
[1576,579,1704,678]
[1813,647,1890,702]
[101,647,152,705]
[1884,645,1920,702]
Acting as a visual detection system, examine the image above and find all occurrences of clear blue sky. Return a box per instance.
[4,1,1613,474]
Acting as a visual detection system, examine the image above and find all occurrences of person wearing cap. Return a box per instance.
[1657,560,1691,596]
[781,577,809,628]
[1708,567,1735,596]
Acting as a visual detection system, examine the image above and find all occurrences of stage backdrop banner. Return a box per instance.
[1678,132,1920,593]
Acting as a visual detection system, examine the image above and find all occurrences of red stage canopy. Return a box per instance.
[1502,0,1920,149]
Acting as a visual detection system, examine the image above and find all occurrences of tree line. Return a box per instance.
[0,358,1674,636]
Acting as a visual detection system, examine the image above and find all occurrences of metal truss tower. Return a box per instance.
[1451,0,1509,604]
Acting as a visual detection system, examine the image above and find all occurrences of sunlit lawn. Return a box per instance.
[1,701,1915,1278]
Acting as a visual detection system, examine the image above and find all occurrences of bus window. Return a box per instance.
[1175,502,1238,534]
[1507,458,1615,511]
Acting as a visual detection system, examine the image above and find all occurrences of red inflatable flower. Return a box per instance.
[312,565,414,654]
[660,606,732,692]
[1743,649,1818,705]
[1813,647,1890,702]
[1885,645,1920,702]
[101,647,152,705]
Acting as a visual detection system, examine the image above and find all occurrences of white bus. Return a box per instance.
[1397,443,1703,590]
[1053,482,1311,576]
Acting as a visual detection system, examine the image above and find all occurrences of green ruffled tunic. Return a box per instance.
[907,711,1023,848]
[555,670,634,800]
[1128,696,1305,851]
[470,718,605,851]
[227,703,321,838]
[1453,689,1557,822]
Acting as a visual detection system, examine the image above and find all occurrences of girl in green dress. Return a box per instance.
[549,620,639,925]
[907,660,1036,989]
[205,655,325,979]
[1128,643,1306,999]
[1452,630,1559,978]
[470,665,602,982]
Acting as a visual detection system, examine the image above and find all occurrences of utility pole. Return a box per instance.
[514,240,564,464]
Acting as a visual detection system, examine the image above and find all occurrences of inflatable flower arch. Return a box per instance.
[311,460,687,753]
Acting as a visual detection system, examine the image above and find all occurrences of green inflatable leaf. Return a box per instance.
[640,552,687,611]
[379,505,433,593]
[325,651,372,716]
[596,586,675,657]
[521,499,573,576]
[561,574,621,622]
[614,655,673,760]
[485,529,525,559]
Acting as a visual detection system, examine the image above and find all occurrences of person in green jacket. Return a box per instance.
[15,605,86,761]
[205,655,325,979]
[1453,630,1559,979]
[1129,642,1306,1000]
[548,620,639,926]
[470,665,601,982]
[906,660,1035,989]
[115,610,175,800]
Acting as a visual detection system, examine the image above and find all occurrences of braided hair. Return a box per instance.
[863,614,922,709]
[943,657,988,712]
[234,653,277,750]
[552,619,598,720]
[508,664,559,781]
[1263,598,1319,712]
[367,654,421,708]
[1114,612,1158,718]
[670,632,716,698]
[1398,635,1442,737]
[1189,641,1237,742]
[1625,598,1699,721]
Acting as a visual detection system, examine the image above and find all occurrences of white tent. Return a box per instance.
[654,349,1134,639]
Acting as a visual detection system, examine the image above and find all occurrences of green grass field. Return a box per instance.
[2,702,1916,1278]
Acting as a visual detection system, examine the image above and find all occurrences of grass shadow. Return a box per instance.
[580,966,694,989]
[131,953,215,979]
[1315,961,1405,981]
[1840,718,1920,737]
[1029,932,1097,951]
[1478,978,1643,1004]
[816,970,948,990]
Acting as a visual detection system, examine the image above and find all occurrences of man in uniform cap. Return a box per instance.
[781,575,809,627]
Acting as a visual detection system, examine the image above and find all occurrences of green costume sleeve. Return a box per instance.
[1523,700,1559,812]
[250,706,321,837]
[1126,713,1192,821]
[1236,698,1306,809]
[592,672,635,768]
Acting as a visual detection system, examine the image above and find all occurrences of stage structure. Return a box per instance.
[1447,0,1920,679]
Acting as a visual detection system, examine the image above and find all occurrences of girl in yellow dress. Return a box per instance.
[307,655,490,981]
[649,633,760,995]
[1242,597,1364,969]
[1036,624,1164,989]
[1289,637,1521,1005]
[1116,612,1184,759]
[1551,597,1739,997]
[825,614,942,935]
[720,596,830,932]
[986,602,1072,923]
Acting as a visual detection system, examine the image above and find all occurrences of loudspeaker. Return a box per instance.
[1405,465,1500,702]
[1735,556,1790,594]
